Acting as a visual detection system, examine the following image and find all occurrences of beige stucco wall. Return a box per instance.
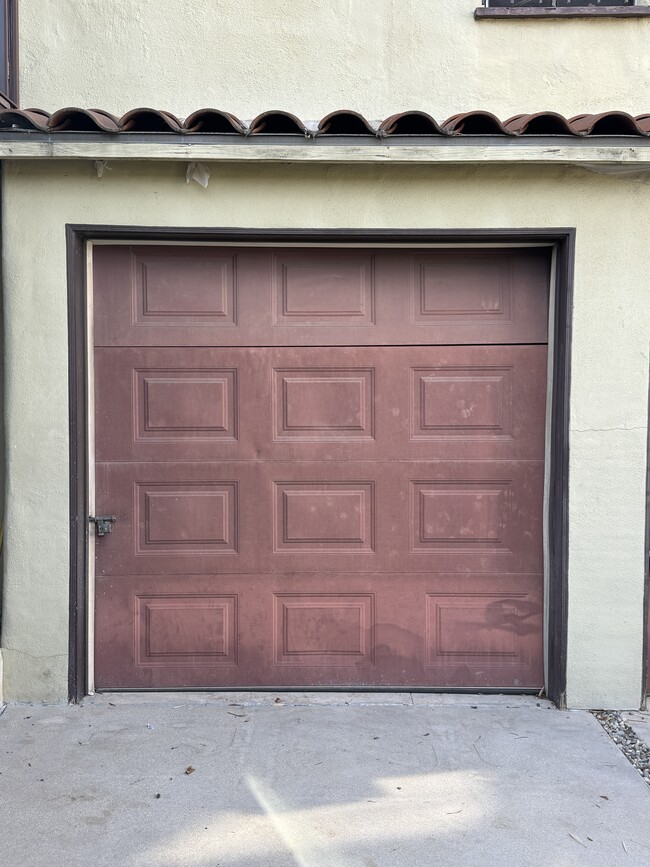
[1,159,648,708]
[19,0,650,120]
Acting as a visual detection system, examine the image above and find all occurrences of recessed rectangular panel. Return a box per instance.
[136,594,237,666]
[411,366,513,439]
[411,254,511,325]
[135,368,237,441]
[133,251,236,326]
[411,481,510,551]
[273,368,374,440]
[273,594,375,665]
[425,592,533,669]
[273,252,375,326]
[274,482,375,551]
[135,482,238,554]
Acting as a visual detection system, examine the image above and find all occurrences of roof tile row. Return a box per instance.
[1,108,649,137]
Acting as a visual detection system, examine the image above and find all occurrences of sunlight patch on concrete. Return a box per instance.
[246,775,357,867]
[134,770,489,865]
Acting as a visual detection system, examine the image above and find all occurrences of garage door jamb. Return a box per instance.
[66,225,574,706]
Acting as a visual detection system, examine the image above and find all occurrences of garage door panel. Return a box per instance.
[96,462,257,576]
[401,462,544,572]
[95,571,542,689]
[93,244,549,690]
[96,345,546,463]
[272,592,376,667]
[95,347,265,463]
[93,245,269,347]
[95,574,258,689]
[378,249,549,345]
[94,246,549,347]
[423,576,543,686]
[271,250,376,327]
[272,364,376,443]
[403,346,546,458]
[97,462,386,576]
[265,462,543,574]
[96,460,541,576]
[130,248,237,327]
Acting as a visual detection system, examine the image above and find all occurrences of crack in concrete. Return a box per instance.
[572,426,646,433]
[2,647,66,661]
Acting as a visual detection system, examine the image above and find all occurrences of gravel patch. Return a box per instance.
[592,710,650,786]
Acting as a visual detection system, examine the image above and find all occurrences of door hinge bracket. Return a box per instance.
[89,515,116,537]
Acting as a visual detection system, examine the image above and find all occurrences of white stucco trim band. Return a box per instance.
[0,138,649,166]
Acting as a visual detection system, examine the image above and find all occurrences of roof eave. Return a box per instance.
[0,133,649,166]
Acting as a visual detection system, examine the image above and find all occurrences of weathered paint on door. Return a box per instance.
[93,246,549,689]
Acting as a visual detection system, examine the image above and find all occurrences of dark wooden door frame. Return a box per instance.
[66,225,575,705]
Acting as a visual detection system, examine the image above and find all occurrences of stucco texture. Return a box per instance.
[1,160,649,708]
[18,0,650,120]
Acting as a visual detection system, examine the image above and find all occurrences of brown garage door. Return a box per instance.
[93,245,549,689]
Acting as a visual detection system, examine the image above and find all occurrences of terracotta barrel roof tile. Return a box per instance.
[0,108,648,138]
[378,111,445,137]
[443,111,511,136]
[119,109,183,133]
[0,108,51,130]
[248,111,309,136]
[184,109,246,134]
[569,112,650,136]
[318,111,377,136]
[48,108,121,132]
[503,112,576,136]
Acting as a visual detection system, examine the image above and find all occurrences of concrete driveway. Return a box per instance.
[1,694,649,866]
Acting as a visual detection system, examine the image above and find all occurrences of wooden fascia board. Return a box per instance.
[0,139,650,166]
